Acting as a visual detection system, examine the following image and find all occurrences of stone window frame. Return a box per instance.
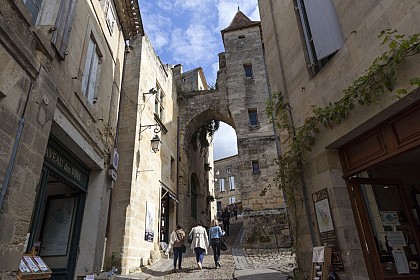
[251,160,260,175]
[248,108,259,127]
[228,176,235,191]
[219,178,225,193]
[243,63,253,78]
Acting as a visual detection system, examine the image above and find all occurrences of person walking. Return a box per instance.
[221,208,230,236]
[208,219,225,268]
[200,209,210,230]
[189,221,209,270]
[165,224,186,272]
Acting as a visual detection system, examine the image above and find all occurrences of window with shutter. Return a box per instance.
[52,0,77,60]
[296,0,344,73]
[105,1,116,35]
[82,37,100,104]
[23,0,44,25]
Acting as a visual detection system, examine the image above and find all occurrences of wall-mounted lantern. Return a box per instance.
[140,123,162,153]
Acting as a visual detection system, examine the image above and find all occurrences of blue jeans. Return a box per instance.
[210,238,221,265]
[194,247,206,264]
[173,247,183,269]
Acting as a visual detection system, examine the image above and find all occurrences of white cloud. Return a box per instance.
[216,0,260,30]
[141,12,173,52]
[170,24,220,66]
[213,122,238,160]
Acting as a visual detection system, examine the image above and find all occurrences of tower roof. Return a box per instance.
[221,10,260,35]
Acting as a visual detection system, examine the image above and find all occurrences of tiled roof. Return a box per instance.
[221,10,260,35]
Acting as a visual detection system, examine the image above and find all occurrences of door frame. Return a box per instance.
[348,177,420,279]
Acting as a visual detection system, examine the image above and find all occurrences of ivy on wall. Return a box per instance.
[262,31,420,252]
[264,30,420,198]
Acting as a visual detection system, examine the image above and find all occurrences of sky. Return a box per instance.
[138,0,260,160]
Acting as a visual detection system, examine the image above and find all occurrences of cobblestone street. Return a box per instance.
[115,216,296,280]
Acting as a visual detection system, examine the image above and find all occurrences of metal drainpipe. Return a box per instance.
[267,0,316,247]
[176,116,180,224]
[0,79,33,211]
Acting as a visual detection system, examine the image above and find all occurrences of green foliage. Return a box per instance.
[265,30,420,250]
[190,120,220,153]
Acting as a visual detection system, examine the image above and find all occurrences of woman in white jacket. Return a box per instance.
[189,220,209,270]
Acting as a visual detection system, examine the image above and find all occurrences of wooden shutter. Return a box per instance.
[303,0,344,60]
[87,50,99,103]
[81,39,94,96]
[52,0,77,60]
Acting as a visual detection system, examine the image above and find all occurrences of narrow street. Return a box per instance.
[114,216,295,280]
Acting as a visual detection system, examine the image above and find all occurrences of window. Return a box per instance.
[226,167,232,174]
[229,196,236,204]
[248,109,258,126]
[252,160,260,175]
[229,176,235,191]
[24,0,77,59]
[154,85,164,120]
[295,0,344,73]
[219,178,225,192]
[244,64,253,78]
[23,0,43,25]
[170,156,175,181]
[105,1,116,35]
[82,36,101,104]
[238,35,245,39]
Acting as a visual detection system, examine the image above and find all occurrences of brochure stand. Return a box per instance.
[311,246,332,280]
[17,251,51,280]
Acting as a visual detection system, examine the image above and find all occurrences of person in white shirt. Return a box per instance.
[189,221,209,270]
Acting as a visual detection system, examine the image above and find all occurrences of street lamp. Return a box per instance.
[150,134,161,153]
[140,124,162,153]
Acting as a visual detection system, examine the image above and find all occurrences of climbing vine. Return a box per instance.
[190,120,220,153]
[263,30,420,246]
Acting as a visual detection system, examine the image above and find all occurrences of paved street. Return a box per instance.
[114,216,296,280]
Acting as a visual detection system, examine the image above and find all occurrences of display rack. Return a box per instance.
[311,246,332,280]
[17,252,51,280]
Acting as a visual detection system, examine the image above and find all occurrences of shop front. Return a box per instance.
[25,137,89,280]
[339,102,420,279]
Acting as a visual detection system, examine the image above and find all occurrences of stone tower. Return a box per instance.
[219,10,288,248]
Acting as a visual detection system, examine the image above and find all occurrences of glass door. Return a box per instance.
[350,179,420,279]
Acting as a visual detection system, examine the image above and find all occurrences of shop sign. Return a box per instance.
[45,145,88,186]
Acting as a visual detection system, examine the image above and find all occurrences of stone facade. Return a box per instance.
[0,0,141,279]
[258,0,420,279]
[178,11,286,250]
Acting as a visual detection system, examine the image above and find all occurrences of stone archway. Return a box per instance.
[176,11,289,248]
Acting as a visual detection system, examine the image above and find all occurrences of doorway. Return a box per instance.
[349,178,420,279]
[27,139,88,280]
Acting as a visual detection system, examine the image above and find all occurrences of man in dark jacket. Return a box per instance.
[221,208,230,236]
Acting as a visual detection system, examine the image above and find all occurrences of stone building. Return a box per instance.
[177,10,288,250]
[0,0,141,279]
[258,0,420,279]
[105,39,214,273]
[214,155,241,213]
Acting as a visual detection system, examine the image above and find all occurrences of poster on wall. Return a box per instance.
[314,195,334,233]
[312,188,344,271]
[145,201,155,242]
[40,196,76,256]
